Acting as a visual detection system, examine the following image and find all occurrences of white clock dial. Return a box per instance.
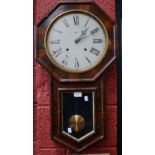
[44,10,108,73]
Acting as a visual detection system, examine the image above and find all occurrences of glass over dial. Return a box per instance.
[44,10,108,73]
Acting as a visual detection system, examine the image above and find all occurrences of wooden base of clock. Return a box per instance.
[50,76,104,152]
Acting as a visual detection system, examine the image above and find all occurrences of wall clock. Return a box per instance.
[35,0,117,152]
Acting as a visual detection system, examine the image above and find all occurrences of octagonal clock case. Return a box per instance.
[35,0,117,152]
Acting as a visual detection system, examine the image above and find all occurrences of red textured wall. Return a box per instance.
[33,0,117,155]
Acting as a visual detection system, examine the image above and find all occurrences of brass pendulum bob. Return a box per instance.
[69,114,85,132]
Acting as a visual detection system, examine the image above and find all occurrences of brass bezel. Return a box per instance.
[44,9,109,73]
[61,91,95,143]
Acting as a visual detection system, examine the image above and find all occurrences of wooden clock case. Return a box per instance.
[34,0,117,152]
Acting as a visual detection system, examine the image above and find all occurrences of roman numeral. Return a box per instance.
[90,28,99,35]
[63,19,69,28]
[53,48,62,57]
[73,16,79,26]
[84,18,90,27]
[93,39,102,43]
[85,56,91,63]
[75,58,79,68]
[61,55,68,65]
[62,59,67,65]
[50,40,60,44]
[89,47,100,56]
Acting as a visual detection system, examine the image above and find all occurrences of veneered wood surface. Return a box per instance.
[50,77,104,152]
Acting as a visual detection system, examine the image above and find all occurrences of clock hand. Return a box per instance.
[75,28,89,44]
[75,27,99,44]
[75,34,90,43]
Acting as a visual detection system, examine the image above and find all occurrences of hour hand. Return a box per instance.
[75,27,99,44]
[75,35,87,44]
[75,37,81,44]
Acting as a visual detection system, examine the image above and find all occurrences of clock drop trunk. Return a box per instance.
[62,92,94,140]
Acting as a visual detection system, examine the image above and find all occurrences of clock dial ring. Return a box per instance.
[44,9,109,73]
